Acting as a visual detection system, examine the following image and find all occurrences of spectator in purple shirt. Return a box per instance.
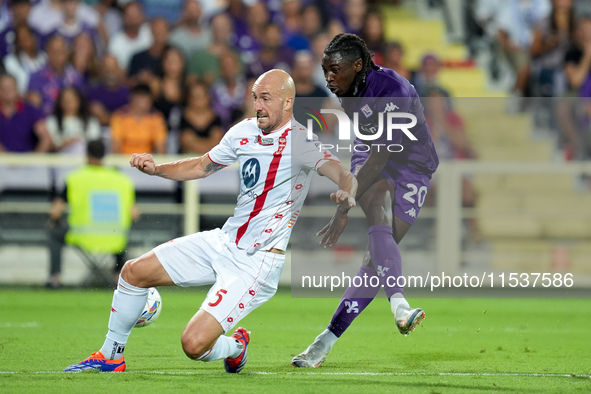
[0,73,51,152]
[246,23,294,79]
[26,34,83,115]
[87,54,130,126]
[0,0,39,58]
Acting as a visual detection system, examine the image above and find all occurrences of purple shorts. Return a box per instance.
[351,160,432,225]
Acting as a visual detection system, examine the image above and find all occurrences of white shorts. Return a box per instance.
[153,228,285,332]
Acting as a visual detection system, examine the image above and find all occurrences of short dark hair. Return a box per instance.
[87,139,106,160]
[324,33,376,76]
[131,83,152,96]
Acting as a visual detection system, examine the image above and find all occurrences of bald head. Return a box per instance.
[252,69,296,133]
[254,69,295,100]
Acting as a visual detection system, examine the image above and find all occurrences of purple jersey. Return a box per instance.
[341,65,439,176]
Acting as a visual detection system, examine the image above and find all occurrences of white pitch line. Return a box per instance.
[0,371,589,379]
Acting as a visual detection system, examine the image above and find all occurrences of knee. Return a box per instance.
[120,259,147,287]
[181,333,211,360]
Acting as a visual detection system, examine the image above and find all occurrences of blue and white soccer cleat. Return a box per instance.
[224,327,250,373]
[64,351,126,372]
[395,307,426,336]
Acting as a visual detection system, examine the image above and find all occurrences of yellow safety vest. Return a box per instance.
[65,165,135,254]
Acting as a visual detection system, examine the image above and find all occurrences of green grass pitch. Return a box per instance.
[0,287,589,393]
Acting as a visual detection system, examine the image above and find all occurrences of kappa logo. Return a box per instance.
[345,300,359,314]
[242,158,260,188]
[384,102,399,112]
[377,265,390,278]
[405,208,417,218]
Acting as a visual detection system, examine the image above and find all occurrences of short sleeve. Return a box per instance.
[207,129,238,166]
[293,132,339,172]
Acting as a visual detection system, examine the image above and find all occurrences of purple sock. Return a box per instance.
[327,266,380,338]
[368,224,404,298]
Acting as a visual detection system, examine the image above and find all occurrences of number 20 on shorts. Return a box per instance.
[403,183,427,207]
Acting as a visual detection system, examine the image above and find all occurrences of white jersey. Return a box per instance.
[207,117,338,254]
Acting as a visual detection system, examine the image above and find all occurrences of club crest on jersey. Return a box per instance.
[242,158,260,188]
[361,104,373,118]
[256,135,274,146]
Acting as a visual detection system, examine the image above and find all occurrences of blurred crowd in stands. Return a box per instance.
[2,0,591,161]
[467,0,591,159]
[0,0,393,156]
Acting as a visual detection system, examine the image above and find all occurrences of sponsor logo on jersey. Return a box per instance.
[242,158,261,188]
[256,135,274,146]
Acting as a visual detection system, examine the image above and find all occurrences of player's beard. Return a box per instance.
[257,112,280,134]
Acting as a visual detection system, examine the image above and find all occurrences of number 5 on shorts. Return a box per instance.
[208,289,227,307]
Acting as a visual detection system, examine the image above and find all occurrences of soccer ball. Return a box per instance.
[135,287,162,327]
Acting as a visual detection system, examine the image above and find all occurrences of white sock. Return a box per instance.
[315,329,338,349]
[196,335,242,362]
[390,293,410,318]
[100,277,149,359]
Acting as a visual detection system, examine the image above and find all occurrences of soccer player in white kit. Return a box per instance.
[64,70,357,374]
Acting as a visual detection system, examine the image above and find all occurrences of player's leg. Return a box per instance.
[64,251,175,372]
[65,230,223,372]
[183,246,284,373]
[180,309,247,372]
[292,180,393,368]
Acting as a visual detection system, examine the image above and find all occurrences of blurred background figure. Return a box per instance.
[47,139,138,289]
[46,86,101,154]
[86,54,130,127]
[246,23,293,79]
[292,50,328,99]
[496,0,551,99]
[128,17,169,85]
[0,73,51,153]
[70,33,100,86]
[360,10,385,64]
[108,1,152,72]
[27,35,83,115]
[382,41,412,81]
[52,0,100,51]
[0,0,38,59]
[210,49,247,128]
[110,83,166,155]
[282,0,309,51]
[168,0,211,60]
[530,0,575,97]
[413,53,449,98]
[2,24,47,94]
[152,46,186,151]
[179,81,223,154]
[186,11,234,86]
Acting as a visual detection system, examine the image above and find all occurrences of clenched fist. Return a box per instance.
[130,153,157,175]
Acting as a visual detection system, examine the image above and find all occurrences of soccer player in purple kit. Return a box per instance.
[292,34,439,368]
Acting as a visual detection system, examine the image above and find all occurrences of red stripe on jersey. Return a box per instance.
[235,129,291,245]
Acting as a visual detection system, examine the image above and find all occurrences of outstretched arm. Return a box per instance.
[315,161,358,248]
[317,160,357,210]
[129,153,225,181]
